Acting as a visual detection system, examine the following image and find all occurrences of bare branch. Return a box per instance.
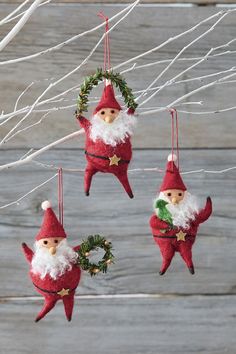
[0,0,44,52]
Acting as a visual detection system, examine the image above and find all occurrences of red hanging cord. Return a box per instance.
[98,12,111,74]
[169,108,180,170]
[58,168,64,226]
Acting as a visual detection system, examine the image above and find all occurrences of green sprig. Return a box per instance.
[76,234,115,276]
[76,68,138,114]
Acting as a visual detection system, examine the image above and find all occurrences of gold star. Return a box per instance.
[109,154,121,166]
[176,230,187,242]
[57,288,70,297]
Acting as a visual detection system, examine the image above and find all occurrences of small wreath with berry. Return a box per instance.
[77,234,114,276]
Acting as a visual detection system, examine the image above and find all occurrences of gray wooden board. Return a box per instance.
[1,296,236,354]
[0,4,236,148]
[0,149,235,297]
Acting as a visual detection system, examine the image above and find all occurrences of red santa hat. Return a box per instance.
[35,201,67,241]
[160,154,187,192]
[94,82,122,114]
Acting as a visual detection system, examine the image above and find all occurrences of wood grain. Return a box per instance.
[1,296,236,354]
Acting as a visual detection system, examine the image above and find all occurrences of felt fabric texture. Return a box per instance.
[93,84,122,114]
[77,112,134,198]
[149,197,212,274]
[22,243,81,322]
[160,159,187,192]
[36,207,67,241]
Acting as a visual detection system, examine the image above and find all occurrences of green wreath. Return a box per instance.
[76,68,138,115]
[76,234,114,276]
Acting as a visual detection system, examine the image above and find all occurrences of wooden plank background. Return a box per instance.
[0,3,236,354]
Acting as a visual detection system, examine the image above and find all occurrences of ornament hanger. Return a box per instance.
[169,108,179,171]
[58,167,64,226]
[98,12,111,87]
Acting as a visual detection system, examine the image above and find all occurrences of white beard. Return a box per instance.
[155,191,200,229]
[31,239,78,280]
[89,110,136,147]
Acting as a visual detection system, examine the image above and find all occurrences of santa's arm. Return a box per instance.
[22,243,34,263]
[149,214,170,230]
[73,245,81,252]
[195,197,212,224]
[76,114,91,131]
[127,107,136,115]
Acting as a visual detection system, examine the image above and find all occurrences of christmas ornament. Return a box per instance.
[22,169,114,322]
[76,14,138,198]
[149,110,212,275]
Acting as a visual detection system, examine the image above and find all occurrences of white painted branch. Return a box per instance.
[1,162,235,210]
[139,71,236,116]
[0,173,58,209]
[0,0,31,26]
[5,112,51,143]
[0,0,43,52]
[113,10,234,72]
[0,129,85,171]
[0,0,140,145]
[120,50,236,75]
[1,0,51,26]
[137,13,232,107]
[0,0,139,65]
[177,105,236,115]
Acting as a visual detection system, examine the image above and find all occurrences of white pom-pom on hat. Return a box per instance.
[41,200,51,210]
[168,153,177,162]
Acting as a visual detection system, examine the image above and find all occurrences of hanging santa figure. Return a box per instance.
[149,154,212,275]
[22,201,81,322]
[76,81,136,198]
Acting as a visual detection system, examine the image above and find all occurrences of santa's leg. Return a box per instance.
[63,293,75,322]
[156,239,175,275]
[179,241,195,274]
[35,296,57,322]
[114,171,133,198]
[84,164,98,196]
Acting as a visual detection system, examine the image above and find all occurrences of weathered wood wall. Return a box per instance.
[0,3,236,354]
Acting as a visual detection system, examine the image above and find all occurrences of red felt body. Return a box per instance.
[22,243,81,322]
[149,197,212,273]
[77,114,134,198]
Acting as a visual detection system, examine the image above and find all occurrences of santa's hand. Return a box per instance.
[196,196,212,225]
[22,242,34,263]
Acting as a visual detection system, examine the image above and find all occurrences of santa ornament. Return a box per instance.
[22,170,114,322]
[149,110,212,275]
[76,14,138,198]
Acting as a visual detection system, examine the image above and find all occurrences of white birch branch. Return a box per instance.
[0,0,31,26]
[0,129,85,171]
[0,0,139,65]
[137,13,232,106]
[0,173,58,209]
[0,0,51,26]
[139,71,236,116]
[0,0,140,145]
[0,0,44,52]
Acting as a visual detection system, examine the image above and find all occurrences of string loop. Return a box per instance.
[97,12,111,74]
[58,167,64,226]
[169,108,179,171]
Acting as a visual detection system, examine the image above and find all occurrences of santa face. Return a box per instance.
[97,108,120,124]
[156,191,200,229]
[163,189,185,205]
[31,239,78,280]
[90,109,136,147]
[37,237,64,255]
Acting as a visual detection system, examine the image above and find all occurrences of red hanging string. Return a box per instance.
[58,167,64,226]
[98,12,111,75]
[169,108,180,171]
